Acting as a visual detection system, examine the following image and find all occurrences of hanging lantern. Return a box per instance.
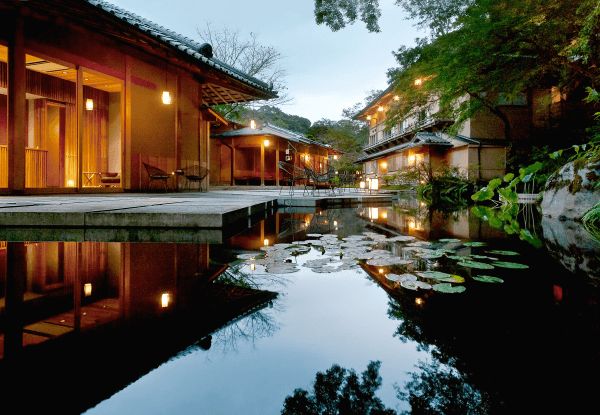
[85,98,94,111]
[84,283,93,297]
[161,292,171,308]
[263,139,270,147]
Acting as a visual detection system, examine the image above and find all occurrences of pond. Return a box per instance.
[0,202,598,414]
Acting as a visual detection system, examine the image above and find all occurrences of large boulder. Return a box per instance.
[541,159,600,220]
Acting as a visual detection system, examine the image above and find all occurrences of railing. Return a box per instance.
[0,145,7,188]
[365,117,442,151]
[26,148,47,188]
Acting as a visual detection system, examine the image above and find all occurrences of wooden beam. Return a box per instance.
[76,66,84,189]
[7,13,26,193]
[206,83,229,105]
[275,138,280,187]
[260,138,265,186]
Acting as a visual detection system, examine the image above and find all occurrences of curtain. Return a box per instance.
[82,87,109,181]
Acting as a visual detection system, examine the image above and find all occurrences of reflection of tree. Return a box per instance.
[397,358,491,415]
[210,307,279,353]
[281,361,396,415]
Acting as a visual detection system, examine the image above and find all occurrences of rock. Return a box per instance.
[541,159,600,220]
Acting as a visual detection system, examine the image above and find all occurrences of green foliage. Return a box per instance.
[281,361,397,415]
[582,201,600,242]
[471,205,543,248]
[236,105,312,134]
[413,163,473,208]
[308,119,368,156]
[314,0,382,32]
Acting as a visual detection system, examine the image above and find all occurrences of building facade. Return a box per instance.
[0,0,274,194]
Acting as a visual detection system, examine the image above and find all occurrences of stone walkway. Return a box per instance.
[0,188,395,229]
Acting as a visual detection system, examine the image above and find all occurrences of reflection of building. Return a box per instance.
[210,123,336,186]
[0,1,274,193]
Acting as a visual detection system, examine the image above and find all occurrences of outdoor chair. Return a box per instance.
[304,165,335,196]
[278,161,307,196]
[181,165,209,191]
[142,162,171,191]
[100,172,120,187]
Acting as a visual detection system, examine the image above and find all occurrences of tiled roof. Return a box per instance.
[356,132,453,162]
[212,123,332,150]
[86,0,275,96]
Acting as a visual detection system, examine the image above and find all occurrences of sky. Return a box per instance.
[108,0,423,123]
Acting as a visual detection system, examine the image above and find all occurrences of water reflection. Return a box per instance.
[0,241,276,413]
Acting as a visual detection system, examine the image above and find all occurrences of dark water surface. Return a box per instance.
[0,203,598,414]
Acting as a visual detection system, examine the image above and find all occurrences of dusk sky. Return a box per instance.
[108,0,423,123]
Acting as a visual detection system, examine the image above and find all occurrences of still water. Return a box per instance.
[0,202,598,414]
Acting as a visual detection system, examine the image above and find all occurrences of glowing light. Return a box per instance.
[381,161,387,169]
[393,95,400,101]
[67,179,75,187]
[378,268,384,274]
[250,119,257,129]
[161,91,172,105]
[366,115,372,121]
[333,221,338,226]
[84,283,92,297]
[408,154,416,165]
[263,139,270,147]
[377,106,384,112]
[381,211,388,219]
[250,262,256,271]
[264,239,270,247]
[420,202,427,208]
[369,207,379,220]
[369,177,379,191]
[415,297,424,306]
[409,220,416,230]
[414,78,423,86]
[161,292,171,308]
[333,155,338,160]
[85,99,94,111]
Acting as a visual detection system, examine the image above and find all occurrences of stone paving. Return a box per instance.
[0,188,395,229]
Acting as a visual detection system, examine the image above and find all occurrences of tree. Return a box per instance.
[315,1,600,140]
[314,0,382,32]
[197,23,289,117]
[237,105,312,134]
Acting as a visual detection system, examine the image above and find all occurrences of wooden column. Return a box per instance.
[275,138,280,187]
[260,139,265,186]
[5,243,26,358]
[175,74,182,190]
[7,14,26,193]
[123,56,132,190]
[76,66,84,189]
[231,143,236,186]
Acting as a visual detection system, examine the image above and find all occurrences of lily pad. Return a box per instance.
[388,235,417,242]
[470,254,498,261]
[401,280,433,291]
[237,253,261,260]
[439,238,461,243]
[443,275,465,283]
[458,260,495,270]
[473,275,504,283]
[417,271,454,280]
[463,241,487,247]
[487,250,520,256]
[306,234,322,238]
[415,251,445,260]
[432,283,466,294]
[387,273,417,283]
[492,261,529,269]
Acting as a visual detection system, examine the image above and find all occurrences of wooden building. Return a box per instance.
[0,0,275,194]
[210,122,336,186]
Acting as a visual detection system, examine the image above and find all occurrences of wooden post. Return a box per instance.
[260,138,265,186]
[231,143,236,186]
[175,73,182,190]
[76,66,84,189]
[5,242,26,358]
[7,14,26,193]
[124,56,132,190]
[275,138,280,187]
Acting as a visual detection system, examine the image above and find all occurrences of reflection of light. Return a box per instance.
[250,119,257,129]
[263,239,270,247]
[67,179,75,187]
[161,292,171,308]
[369,207,379,220]
[250,262,256,271]
[415,297,424,306]
[409,219,416,230]
[84,283,92,297]
[420,202,426,208]
[378,268,384,274]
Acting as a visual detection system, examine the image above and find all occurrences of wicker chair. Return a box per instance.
[142,162,171,191]
[181,165,209,191]
[99,172,120,187]
[304,165,335,196]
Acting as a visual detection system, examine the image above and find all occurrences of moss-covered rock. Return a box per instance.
[541,159,600,220]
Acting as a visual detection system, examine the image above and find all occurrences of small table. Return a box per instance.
[83,172,101,187]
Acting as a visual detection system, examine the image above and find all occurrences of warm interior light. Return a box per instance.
[67,179,75,187]
[394,95,400,101]
[250,119,257,129]
[381,161,388,169]
[381,211,388,219]
[333,155,338,160]
[359,181,366,189]
[414,78,423,86]
[85,98,94,111]
[369,177,379,191]
[369,207,379,220]
[263,139,270,147]
[161,292,171,308]
[409,219,416,230]
[415,297,424,306]
[333,220,338,226]
[366,115,372,121]
[377,106,384,112]
[264,239,270,247]
[162,90,172,105]
[378,268,384,274]
[84,283,92,297]
[408,154,416,165]
[305,154,310,161]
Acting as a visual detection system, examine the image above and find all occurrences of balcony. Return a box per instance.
[364,116,452,153]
